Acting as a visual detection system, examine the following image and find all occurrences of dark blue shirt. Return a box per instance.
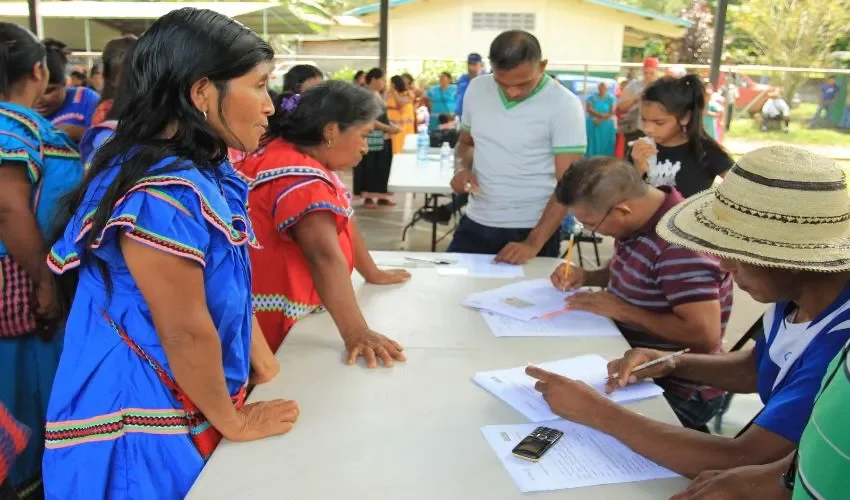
[821,84,839,103]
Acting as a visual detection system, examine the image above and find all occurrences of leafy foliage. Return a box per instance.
[733,0,850,97]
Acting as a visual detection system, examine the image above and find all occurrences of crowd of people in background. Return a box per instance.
[0,10,848,500]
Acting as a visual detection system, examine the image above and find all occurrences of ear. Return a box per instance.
[613,202,632,217]
[680,110,692,127]
[32,61,46,82]
[322,122,341,143]
[190,77,213,115]
[539,59,549,73]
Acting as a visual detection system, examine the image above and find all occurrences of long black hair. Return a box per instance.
[0,23,46,96]
[43,38,69,85]
[641,74,729,164]
[265,80,380,148]
[103,41,137,122]
[282,64,322,93]
[99,35,137,103]
[642,74,727,165]
[55,8,273,297]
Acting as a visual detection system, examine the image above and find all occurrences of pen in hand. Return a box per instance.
[608,348,690,381]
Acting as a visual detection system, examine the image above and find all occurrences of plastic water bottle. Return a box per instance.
[439,142,453,172]
[641,136,658,173]
[416,125,430,163]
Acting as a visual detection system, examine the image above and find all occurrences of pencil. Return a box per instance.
[609,348,690,380]
[563,234,575,283]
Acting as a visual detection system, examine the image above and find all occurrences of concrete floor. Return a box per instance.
[348,177,766,437]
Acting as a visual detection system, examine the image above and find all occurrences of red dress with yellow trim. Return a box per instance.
[237,139,355,351]
[44,157,257,499]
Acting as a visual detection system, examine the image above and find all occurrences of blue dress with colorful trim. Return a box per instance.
[45,86,100,129]
[43,156,257,499]
[0,102,81,498]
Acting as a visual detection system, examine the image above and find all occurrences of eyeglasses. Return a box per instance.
[584,201,622,232]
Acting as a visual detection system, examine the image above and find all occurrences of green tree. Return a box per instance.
[733,0,850,97]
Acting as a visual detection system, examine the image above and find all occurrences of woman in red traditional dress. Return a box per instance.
[236,80,411,367]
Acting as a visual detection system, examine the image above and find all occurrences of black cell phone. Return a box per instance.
[511,426,564,462]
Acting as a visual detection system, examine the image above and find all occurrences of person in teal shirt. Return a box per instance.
[585,82,617,156]
[425,72,457,132]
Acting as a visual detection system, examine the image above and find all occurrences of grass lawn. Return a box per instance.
[725,102,850,146]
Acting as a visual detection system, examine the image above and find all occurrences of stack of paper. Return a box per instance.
[481,420,679,492]
[463,279,568,321]
[480,310,621,338]
[473,355,664,422]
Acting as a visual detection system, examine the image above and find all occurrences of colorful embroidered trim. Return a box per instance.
[250,166,332,190]
[43,144,80,160]
[253,293,321,319]
[0,107,38,139]
[44,409,189,449]
[51,113,86,125]
[277,201,353,233]
[46,247,80,274]
[0,146,41,185]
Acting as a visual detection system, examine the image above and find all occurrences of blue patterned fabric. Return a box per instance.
[43,156,257,499]
[0,103,80,497]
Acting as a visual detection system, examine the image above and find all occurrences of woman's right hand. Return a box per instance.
[550,263,585,291]
[225,399,300,442]
[605,348,678,393]
[630,140,657,175]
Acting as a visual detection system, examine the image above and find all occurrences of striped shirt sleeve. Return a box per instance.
[656,245,725,307]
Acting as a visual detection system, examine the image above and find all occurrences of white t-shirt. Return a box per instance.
[460,75,586,228]
[762,98,790,118]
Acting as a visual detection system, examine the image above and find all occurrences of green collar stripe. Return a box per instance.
[498,76,550,110]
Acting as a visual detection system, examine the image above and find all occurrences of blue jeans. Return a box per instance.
[811,102,832,124]
[447,216,560,257]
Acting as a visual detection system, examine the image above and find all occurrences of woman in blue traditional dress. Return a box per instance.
[0,23,82,499]
[42,9,297,499]
[585,82,617,157]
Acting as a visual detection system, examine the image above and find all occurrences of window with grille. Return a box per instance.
[471,12,536,31]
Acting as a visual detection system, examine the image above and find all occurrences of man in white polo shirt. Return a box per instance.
[448,30,586,263]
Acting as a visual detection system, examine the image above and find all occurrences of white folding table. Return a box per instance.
[187,253,688,500]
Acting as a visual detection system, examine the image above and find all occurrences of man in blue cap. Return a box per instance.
[424,52,484,225]
[456,52,484,118]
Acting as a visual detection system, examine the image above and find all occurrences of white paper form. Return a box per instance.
[473,355,664,422]
[436,254,525,279]
[462,279,568,321]
[481,420,679,492]
[480,310,622,338]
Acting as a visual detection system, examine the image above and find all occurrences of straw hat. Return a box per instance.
[657,145,850,272]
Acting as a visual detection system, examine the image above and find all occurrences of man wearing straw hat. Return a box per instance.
[531,146,850,479]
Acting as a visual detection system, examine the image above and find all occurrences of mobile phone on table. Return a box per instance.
[511,426,564,462]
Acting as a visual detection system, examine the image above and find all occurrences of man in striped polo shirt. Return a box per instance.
[550,156,733,430]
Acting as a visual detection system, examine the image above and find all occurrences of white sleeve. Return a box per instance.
[551,92,587,155]
[460,80,477,132]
